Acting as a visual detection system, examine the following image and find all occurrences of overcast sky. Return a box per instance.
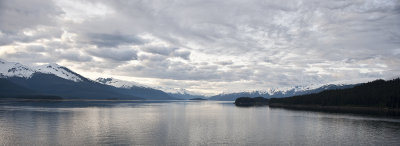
[0,0,399,95]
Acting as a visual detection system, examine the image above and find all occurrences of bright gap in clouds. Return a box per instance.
[0,0,399,95]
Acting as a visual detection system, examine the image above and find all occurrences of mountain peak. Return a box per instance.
[36,63,83,82]
[96,77,148,88]
[0,60,36,78]
[43,63,62,68]
[0,59,83,82]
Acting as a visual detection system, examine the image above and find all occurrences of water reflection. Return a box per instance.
[0,101,399,145]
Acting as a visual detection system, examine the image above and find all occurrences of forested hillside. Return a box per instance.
[270,78,400,108]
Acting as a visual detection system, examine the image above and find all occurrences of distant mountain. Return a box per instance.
[7,73,143,99]
[0,59,378,102]
[96,77,207,100]
[0,59,84,82]
[270,78,400,109]
[167,92,207,100]
[208,84,356,101]
[0,59,188,100]
[96,77,148,88]
[158,87,207,100]
[0,60,143,100]
[96,77,179,100]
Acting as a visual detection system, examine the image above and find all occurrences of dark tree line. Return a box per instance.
[269,78,400,108]
[235,97,269,106]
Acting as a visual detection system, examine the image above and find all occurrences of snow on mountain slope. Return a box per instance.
[0,60,35,78]
[96,77,149,88]
[0,59,83,82]
[210,83,355,101]
[96,77,206,97]
[154,87,199,95]
[218,84,322,96]
[36,63,82,82]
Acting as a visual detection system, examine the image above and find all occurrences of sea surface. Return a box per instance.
[0,100,399,145]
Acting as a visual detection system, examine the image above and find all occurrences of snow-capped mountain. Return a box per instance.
[96,77,179,100]
[209,84,356,101]
[96,77,189,93]
[36,63,83,82]
[153,87,201,95]
[156,87,207,100]
[96,77,206,99]
[0,59,175,100]
[0,59,144,99]
[94,76,352,100]
[0,59,36,78]
[96,77,148,88]
[0,59,358,100]
[0,59,83,82]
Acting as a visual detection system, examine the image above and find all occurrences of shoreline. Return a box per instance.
[269,103,400,116]
[0,98,151,102]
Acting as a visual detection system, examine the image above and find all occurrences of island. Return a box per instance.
[234,97,269,106]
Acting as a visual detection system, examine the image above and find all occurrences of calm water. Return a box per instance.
[0,100,399,146]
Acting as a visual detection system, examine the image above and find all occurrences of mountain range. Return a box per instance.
[0,60,175,100]
[95,77,208,100]
[269,78,400,111]
[208,84,356,101]
[0,59,359,100]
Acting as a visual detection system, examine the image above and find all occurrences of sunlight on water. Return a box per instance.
[0,101,399,145]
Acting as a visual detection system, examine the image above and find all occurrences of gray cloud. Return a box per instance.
[0,0,63,46]
[142,47,191,60]
[171,50,191,60]
[0,0,399,94]
[0,0,62,33]
[87,47,138,61]
[82,33,145,47]
[2,51,57,63]
[60,51,93,62]
[142,47,177,56]
[215,60,233,66]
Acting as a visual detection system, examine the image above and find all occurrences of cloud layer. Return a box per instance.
[0,0,399,94]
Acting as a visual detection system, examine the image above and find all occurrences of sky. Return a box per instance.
[0,0,399,95]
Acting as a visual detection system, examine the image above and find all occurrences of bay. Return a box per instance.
[0,100,399,145]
